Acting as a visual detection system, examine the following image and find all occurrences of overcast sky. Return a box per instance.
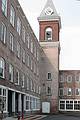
[18,0,80,70]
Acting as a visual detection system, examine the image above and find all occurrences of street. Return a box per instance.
[41,114,80,120]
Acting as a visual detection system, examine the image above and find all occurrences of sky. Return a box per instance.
[18,0,80,70]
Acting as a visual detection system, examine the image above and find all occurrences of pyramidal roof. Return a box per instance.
[38,0,60,22]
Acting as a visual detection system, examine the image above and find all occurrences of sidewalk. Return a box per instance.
[3,115,47,120]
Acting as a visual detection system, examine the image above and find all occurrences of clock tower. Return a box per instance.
[38,0,61,113]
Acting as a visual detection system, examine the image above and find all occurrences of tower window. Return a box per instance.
[47,72,51,80]
[45,27,52,41]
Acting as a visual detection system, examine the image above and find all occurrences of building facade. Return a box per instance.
[0,0,41,117]
[38,0,61,113]
[0,0,80,117]
[59,70,80,112]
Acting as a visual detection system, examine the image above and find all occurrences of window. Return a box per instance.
[34,62,36,74]
[26,96,30,110]
[22,74,25,88]
[47,72,51,80]
[34,45,37,58]
[45,27,52,41]
[67,75,72,83]
[22,49,25,63]
[17,42,20,58]
[2,0,7,16]
[27,34,30,48]
[75,88,80,96]
[27,55,29,67]
[59,101,65,110]
[31,59,33,70]
[59,88,64,96]
[0,22,6,44]
[30,80,33,91]
[0,58,5,78]
[37,50,39,61]
[17,17,21,35]
[67,88,72,96]
[15,69,19,85]
[59,100,80,111]
[47,87,51,95]
[31,40,33,53]
[39,86,41,94]
[22,26,25,42]
[75,74,80,82]
[10,5,15,27]
[9,64,13,82]
[10,33,13,51]
[37,66,39,76]
[60,75,64,82]
[0,87,7,111]
[27,77,29,90]
[74,101,80,110]
[66,101,73,110]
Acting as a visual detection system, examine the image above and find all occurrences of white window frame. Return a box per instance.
[17,17,21,35]
[17,42,20,58]
[31,40,33,53]
[75,74,80,82]
[47,72,51,80]
[22,74,25,88]
[1,22,6,44]
[10,33,13,51]
[27,77,29,90]
[22,49,25,63]
[22,26,26,42]
[67,88,72,96]
[27,34,30,48]
[15,69,19,85]
[67,75,72,83]
[0,58,5,78]
[9,64,13,82]
[10,5,15,27]
[2,0,7,16]
[75,88,80,96]
[45,27,52,41]
[0,87,7,112]
[59,88,64,96]
[60,75,64,82]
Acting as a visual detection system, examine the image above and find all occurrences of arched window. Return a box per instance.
[45,27,52,41]
[0,58,5,78]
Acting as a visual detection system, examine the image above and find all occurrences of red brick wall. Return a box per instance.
[39,21,59,42]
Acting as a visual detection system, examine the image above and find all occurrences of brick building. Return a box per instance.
[0,0,80,117]
[59,70,80,112]
[0,0,41,117]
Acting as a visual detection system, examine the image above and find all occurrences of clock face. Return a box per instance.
[45,7,53,15]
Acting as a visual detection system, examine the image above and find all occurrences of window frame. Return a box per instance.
[45,27,52,41]
[10,5,15,27]
[10,33,14,51]
[0,22,6,44]
[0,57,5,78]
[1,0,7,16]
[9,64,13,82]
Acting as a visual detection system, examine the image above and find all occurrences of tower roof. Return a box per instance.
[38,0,60,22]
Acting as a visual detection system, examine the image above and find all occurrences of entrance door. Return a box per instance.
[42,102,50,113]
[8,90,12,116]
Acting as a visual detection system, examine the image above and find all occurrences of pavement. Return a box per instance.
[3,113,80,120]
[3,115,47,120]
